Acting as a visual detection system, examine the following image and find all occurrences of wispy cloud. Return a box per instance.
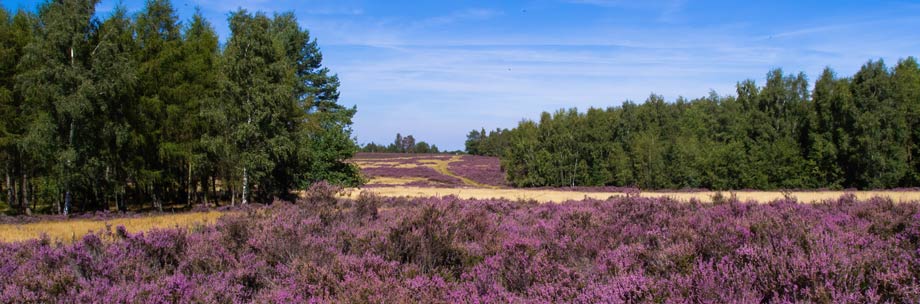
[413,8,502,28]
[566,0,685,22]
[64,0,920,150]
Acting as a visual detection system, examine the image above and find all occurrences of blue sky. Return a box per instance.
[3,0,920,150]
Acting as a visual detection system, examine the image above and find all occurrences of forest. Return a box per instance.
[360,133,444,153]
[468,60,920,190]
[0,0,361,215]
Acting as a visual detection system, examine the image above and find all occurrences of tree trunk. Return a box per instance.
[202,174,209,207]
[212,175,218,207]
[56,191,62,214]
[22,173,30,216]
[30,182,36,214]
[5,169,13,211]
[231,185,236,206]
[64,191,71,216]
[242,113,252,205]
[153,185,163,212]
[242,168,249,205]
[64,117,74,216]
[187,161,193,206]
[117,181,126,212]
[105,165,111,211]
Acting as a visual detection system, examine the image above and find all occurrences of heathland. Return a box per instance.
[2,0,920,302]
[2,185,920,302]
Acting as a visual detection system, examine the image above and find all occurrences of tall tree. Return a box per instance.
[223,10,293,204]
[394,133,403,153]
[892,57,920,185]
[0,1,362,214]
[465,129,482,155]
[850,60,907,188]
[17,0,100,214]
[0,7,16,211]
[270,12,360,190]
[808,68,849,188]
[88,5,137,211]
[135,0,184,210]
[179,10,221,205]
[483,58,920,190]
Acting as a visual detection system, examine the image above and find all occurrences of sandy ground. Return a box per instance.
[344,186,920,204]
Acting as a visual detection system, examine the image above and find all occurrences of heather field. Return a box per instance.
[351,153,920,204]
[3,0,920,302]
[2,185,920,302]
[352,152,506,188]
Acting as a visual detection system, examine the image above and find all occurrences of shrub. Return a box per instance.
[353,191,380,220]
[1,196,919,302]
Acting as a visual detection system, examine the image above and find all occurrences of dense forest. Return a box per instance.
[0,0,361,215]
[468,59,920,190]
[360,133,444,153]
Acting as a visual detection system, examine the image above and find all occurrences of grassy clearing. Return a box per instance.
[0,211,227,243]
[345,186,920,204]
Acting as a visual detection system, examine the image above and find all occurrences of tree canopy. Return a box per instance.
[470,59,920,190]
[361,133,442,154]
[0,0,360,215]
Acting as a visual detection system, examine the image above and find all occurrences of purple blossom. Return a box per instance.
[1,195,919,302]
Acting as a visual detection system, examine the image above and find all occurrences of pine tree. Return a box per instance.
[88,5,137,211]
[177,10,220,205]
[270,12,359,190]
[135,0,184,210]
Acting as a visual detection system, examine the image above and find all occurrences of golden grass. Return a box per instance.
[367,176,429,185]
[351,154,920,203]
[0,211,227,243]
[344,187,920,204]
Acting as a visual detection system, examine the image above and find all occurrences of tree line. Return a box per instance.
[468,59,920,190]
[361,133,445,154]
[0,0,361,215]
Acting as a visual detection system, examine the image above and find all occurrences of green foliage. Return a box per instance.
[466,127,508,156]
[361,133,442,153]
[475,63,920,190]
[0,1,359,214]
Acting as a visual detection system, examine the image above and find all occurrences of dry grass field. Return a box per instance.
[350,153,920,204]
[0,211,226,243]
[344,186,920,204]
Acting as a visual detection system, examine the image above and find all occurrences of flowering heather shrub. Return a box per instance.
[356,153,505,188]
[2,194,920,302]
[447,155,508,187]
